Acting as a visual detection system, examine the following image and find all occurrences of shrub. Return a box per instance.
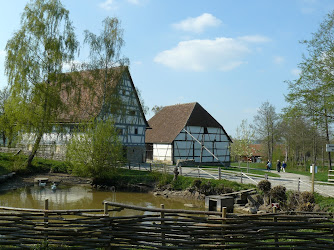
[270,185,287,203]
[257,180,271,194]
[192,179,202,191]
[300,191,315,204]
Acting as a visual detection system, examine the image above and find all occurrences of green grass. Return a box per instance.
[199,163,280,177]
[314,193,334,212]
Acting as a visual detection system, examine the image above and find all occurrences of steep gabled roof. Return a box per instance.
[57,67,149,128]
[145,102,231,143]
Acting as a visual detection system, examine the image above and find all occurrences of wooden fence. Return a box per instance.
[0,201,334,249]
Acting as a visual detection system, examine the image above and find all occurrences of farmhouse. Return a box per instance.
[145,102,232,165]
[20,67,149,163]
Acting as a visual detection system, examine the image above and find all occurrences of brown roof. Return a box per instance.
[145,102,231,143]
[57,67,149,127]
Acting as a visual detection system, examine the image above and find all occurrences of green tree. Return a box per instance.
[286,10,334,169]
[252,102,280,162]
[84,17,129,120]
[66,118,124,178]
[5,0,79,167]
[230,119,254,171]
[151,105,164,115]
[0,87,9,146]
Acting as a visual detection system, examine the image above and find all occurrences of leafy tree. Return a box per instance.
[84,17,129,120]
[252,102,280,162]
[5,0,79,167]
[152,105,164,115]
[0,87,9,146]
[66,118,124,178]
[230,119,254,171]
[286,10,334,169]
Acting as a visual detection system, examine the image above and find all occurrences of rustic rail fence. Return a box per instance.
[0,200,334,249]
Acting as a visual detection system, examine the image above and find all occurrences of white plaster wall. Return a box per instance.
[153,143,173,162]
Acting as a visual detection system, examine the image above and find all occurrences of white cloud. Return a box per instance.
[291,68,301,77]
[127,0,140,4]
[273,56,285,64]
[99,0,116,10]
[238,35,271,43]
[173,13,222,33]
[154,36,270,72]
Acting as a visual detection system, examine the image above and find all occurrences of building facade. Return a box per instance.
[145,102,231,165]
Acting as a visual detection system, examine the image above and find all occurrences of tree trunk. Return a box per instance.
[325,110,332,170]
[26,132,43,168]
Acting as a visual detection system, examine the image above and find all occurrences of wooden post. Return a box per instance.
[128,162,131,170]
[222,207,227,249]
[198,167,200,178]
[149,163,152,172]
[160,204,165,246]
[273,206,279,247]
[218,167,221,180]
[179,166,182,176]
[298,177,300,192]
[44,199,49,244]
[265,173,268,180]
[104,202,108,215]
[311,164,315,194]
[241,171,243,184]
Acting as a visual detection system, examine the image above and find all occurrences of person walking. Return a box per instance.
[276,160,281,173]
[282,161,287,172]
[266,160,272,171]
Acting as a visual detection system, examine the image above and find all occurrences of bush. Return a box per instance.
[270,185,287,203]
[66,118,124,178]
[257,180,271,193]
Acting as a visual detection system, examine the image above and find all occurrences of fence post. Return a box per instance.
[241,171,243,184]
[104,202,108,215]
[179,166,182,176]
[298,178,300,192]
[44,199,49,244]
[218,167,221,180]
[311,164,315,194]
[160,204,165,246]
[149,163,152,172]
[198,167,200,178]
[128,162,131,170]
[273,206,279,247]
[222,207,227,248]
[265,173,268,180]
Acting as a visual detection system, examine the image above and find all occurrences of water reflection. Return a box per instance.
[0,185,204,216]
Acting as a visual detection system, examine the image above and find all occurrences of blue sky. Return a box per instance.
[1,0,334,137]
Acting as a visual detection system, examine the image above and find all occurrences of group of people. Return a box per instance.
[266,160,286,172]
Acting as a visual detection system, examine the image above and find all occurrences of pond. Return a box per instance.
[0,184,205,216]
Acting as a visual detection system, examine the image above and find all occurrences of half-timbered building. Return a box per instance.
[21,67,149,162]
[145,102,232,165]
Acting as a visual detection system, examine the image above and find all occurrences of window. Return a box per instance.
[204,127,208,134]
[135,128,138,134]
[129,110,136,116]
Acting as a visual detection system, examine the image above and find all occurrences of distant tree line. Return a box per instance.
[232,10,334,170]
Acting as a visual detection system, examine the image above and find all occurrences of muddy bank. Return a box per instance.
[0,173,92,192]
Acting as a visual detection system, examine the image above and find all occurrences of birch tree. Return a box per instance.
[5,0,79,167]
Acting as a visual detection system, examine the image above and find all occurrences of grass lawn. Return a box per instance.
[198,163,280,177]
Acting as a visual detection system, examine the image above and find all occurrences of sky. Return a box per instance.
[1,0,334,137]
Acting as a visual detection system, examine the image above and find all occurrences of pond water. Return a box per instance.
[0,184,205,216]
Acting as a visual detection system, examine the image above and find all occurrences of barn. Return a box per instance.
[19,67,149,163]
[145,102,232,165]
